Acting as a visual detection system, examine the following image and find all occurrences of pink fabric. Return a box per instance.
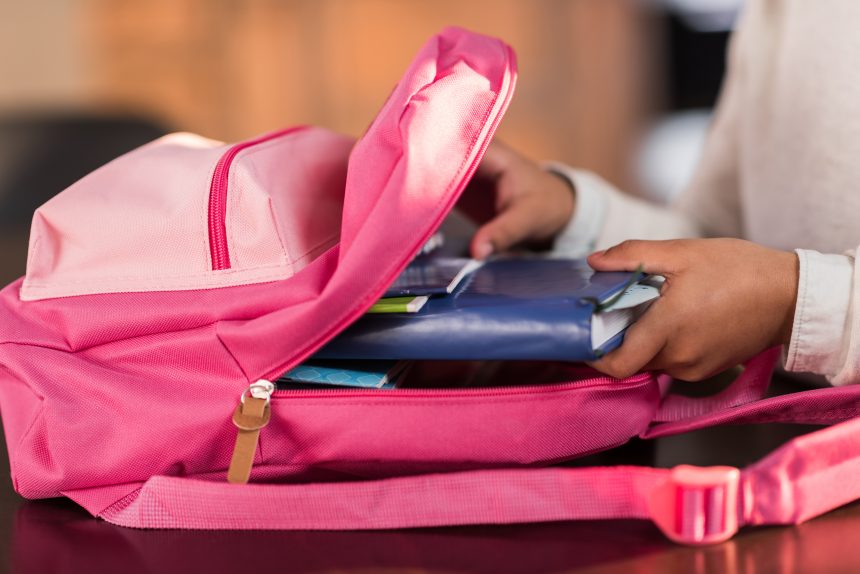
[744,416,860,526]
[653,347,780,423]
[643,383,860,439]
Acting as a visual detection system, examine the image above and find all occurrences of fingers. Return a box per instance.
[473,139,512,181]
[480,144,521,213]
[460,140,520,228]
[588,305,670,379]
[587,240,681,276]
[470,199,544,259]
[468,139,574,259]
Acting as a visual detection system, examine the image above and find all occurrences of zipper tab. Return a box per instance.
[227,380,275,484]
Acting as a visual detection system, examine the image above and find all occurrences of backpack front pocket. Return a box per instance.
[21,127,353,301]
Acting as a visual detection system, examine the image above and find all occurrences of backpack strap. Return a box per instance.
[90,415,860,546]
[652,347,779,423]
[646,345,860,438]
[645,382,860,439]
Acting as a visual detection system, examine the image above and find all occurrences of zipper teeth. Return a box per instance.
[260,53,518,383]
[208,126,308,270]
[270,372,650,399]
[208,154,232,269]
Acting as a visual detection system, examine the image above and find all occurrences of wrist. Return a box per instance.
[776,250,800,346]
[544,169,577,238]
[544,165,609,258]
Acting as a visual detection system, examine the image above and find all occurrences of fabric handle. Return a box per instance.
[653,347,780,424]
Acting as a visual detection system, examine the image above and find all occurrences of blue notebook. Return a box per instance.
[316,257,660,362]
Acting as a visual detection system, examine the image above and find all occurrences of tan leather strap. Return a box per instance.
[227,396,270,484]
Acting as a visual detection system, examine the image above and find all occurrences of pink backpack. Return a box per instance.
[0,27,858,546]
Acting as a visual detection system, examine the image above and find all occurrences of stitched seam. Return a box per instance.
[245,152,291,265]
[21,270,293,298]
[253,156,290,264]
[233,151,336,267]
[265,196,292,269]
[23,263,292,286]
[288,234,339,266]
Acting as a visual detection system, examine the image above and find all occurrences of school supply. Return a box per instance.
[383,257,480,297]
[317,257,659,361]
[278,360,409,389]
[367,295,429,314]
[0,27,858,547]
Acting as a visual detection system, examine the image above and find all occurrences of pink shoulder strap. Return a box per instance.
[647,347,860,437]
[85,415,860,546]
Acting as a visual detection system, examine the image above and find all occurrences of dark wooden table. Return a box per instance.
[1,236,859,574]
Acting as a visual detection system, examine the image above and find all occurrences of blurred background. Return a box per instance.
[0,0,741,282]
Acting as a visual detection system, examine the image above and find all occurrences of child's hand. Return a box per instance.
[587,238,798,381]
[460,140,575,259]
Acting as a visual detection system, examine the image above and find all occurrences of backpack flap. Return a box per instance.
[218,26,517,381]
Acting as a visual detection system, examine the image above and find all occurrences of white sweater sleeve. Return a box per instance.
[547,165,701,257]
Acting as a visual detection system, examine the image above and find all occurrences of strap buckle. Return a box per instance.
[648,465,741,545]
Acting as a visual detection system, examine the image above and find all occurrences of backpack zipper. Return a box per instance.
[226,373,651,483]
[269,374,643,398]
[208,127,307,270]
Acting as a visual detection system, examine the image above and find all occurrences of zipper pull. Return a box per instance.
[227,380,275,484]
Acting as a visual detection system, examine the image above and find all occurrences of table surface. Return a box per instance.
[1,236,860,574]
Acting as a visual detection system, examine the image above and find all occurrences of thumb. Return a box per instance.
[587,240,676,275]
[470,201,542,259]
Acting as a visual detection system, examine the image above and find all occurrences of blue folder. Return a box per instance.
[315,257,650,362]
